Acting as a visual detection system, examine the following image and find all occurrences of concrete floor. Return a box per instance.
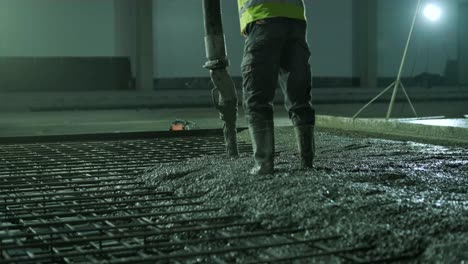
[0,85,466,138]
[0,89,467,147]
[402,118,468,128]
[0,105,467,140]
[0,108,295,137]
[0,108,225,137]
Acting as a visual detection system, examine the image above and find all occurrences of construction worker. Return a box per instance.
[238,0,315,175]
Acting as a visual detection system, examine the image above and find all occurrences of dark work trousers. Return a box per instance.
[241,17,315,126]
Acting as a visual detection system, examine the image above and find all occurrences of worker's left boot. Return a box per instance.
[294,125,315,168]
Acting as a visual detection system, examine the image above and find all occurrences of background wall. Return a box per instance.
[153,0,222,78]
[0,0,462,81]
[114,0,135,59]
[377,0,459,78]
[153,0,355,78]
[307,0,354,77]
[0,0,115,57]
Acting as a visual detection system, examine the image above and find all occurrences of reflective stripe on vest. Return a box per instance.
[238,0,305,33]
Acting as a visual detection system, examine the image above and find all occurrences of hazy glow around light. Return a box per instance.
[423,4,442,21]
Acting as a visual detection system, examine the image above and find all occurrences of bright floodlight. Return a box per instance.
[423,3,441,21]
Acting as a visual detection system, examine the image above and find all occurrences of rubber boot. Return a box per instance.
[248,121,274,175]
[294,125,315,168]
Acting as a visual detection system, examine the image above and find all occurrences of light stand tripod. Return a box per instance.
[353,0,422,120]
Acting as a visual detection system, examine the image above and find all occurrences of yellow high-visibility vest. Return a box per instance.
[238,0,306,33]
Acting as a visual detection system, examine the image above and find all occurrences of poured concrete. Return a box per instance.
[402,118,468,128]
[318,116,468,145]
[141,127,468,262]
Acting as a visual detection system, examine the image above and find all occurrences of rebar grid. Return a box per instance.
[1,134,369,263]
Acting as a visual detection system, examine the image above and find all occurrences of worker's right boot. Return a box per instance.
[294,124,315,168]
[248,121,274,175]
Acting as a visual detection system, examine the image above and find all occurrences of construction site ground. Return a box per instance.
[141,127,468,262]
[1,106,467,263]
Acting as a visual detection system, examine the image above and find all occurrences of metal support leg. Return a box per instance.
[352,81,395,119]
[400,82,419,117]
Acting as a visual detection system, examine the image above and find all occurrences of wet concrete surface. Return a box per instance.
[141,127,468,262]
[401,118,468,128]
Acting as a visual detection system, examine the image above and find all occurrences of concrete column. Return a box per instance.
[114,0,136,77]
[114,0,135,58]
[459,1,468,85]
[353,0,378,88]
[135,0,154,91]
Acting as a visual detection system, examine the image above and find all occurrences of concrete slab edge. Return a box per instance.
[316,115,468,145]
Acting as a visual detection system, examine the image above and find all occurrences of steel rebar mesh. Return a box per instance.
[1,134,369,263]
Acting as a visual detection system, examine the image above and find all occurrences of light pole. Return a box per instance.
[353,0,442,120]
